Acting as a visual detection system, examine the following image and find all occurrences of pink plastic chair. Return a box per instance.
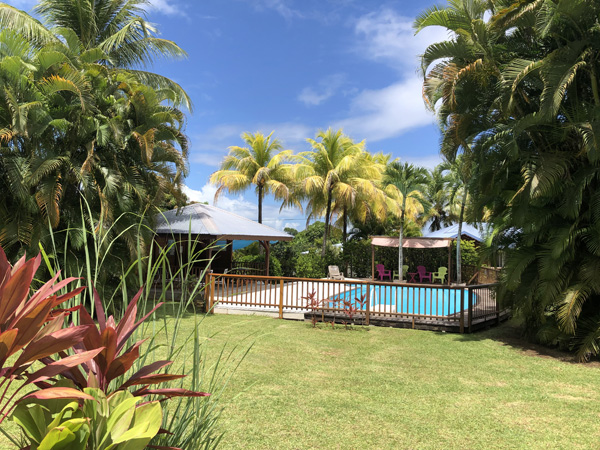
[416,265,432,283]
[376,264,392,281]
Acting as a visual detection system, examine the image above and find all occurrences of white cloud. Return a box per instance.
[183,184,304,230]
[329,8,448,142]
[335,77,436,142]
[353,8,448,72]
[148,0,184,16]
[403,154,443,170]
[247,0,302,20]
[298,74,347,107]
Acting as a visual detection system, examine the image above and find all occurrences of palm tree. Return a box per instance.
[0,0,191,109]
[0,27,188,260]
[416,0,600,358]
[210,131,293,224]
[294,128,381,256]
[446,155,473,284]
[330,150,386,243]
[424,163,452,232]
[382,162,429,281]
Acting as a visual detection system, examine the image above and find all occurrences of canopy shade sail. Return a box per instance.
[371,236,452,249]
[369,236,453,284]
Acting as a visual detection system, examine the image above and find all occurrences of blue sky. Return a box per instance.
[12,0,447,231]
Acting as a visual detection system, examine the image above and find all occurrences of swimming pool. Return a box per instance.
[333,284,470,316]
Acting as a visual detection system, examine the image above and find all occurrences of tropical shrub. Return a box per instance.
[12,382,93,450]
[233,254,282,276]
[12,287,210,450]
[0,249,100,426]
[13,383,164,450]
[416,0,600,358]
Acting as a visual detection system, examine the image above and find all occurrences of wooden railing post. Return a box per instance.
[496,288,500,324]
[365,283,371,326]
[279,279,284,319]
[459,288,464,334]
[206,273,215,314]
[468,287,473,333]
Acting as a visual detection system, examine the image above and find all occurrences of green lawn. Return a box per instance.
[1,313,599,449]
[194,314,600,450]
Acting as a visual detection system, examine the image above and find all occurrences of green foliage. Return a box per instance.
[0,4,190,300]
[295,252,325,278]
[234,253,283,276]
[270,222,342,277]
[83,389,162,450]
[210,131,294,224]
[453,240,478,267]
[12,385,90,450]
[417,0,600,358]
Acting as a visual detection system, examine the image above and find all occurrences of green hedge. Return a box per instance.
[233,254,283,276]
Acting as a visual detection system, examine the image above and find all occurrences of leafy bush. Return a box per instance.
[0,249,99,427]
[233,254,283,276]
[342,237,481,279]
[295,252,325,278]
[453,240,479,267]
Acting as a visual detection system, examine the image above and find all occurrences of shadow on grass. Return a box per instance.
[452,319,600,366]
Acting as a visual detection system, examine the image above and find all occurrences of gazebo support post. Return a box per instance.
[371,244,375,281]
[207,244,213,276]
[259,240,270,276]
[226,240,233,272]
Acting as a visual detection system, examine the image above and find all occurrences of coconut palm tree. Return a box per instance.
[330,151,387,243]
[294,128,382,256]
[382,162,429,282]
[210,131,293,224]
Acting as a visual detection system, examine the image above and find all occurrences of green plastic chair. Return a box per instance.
[431,266,448,284]
[393,265,409,280]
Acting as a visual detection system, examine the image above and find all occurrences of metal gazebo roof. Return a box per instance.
[155,203,293,242]
[424,223,486,242]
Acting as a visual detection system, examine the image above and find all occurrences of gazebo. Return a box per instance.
[154,203,293,277]
[424,222,485,242]
[370,223,487,284]
[370,236,454,284]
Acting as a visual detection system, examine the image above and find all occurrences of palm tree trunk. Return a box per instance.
[456,191,467,284]
[258,185,263,224]
[321,190,332,257]
[398,207,405,282]
[342,206,347,243]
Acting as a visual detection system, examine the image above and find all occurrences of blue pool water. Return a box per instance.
[332,285,470,316]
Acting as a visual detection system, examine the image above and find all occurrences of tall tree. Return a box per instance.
[446,155,473,284]
[382,162,429,281]
[424,162,452,232]
[0,0,191,109]
[210,131,293,224]
[417,0,600,358]
[0,24,188,265]
[294,128,380,256]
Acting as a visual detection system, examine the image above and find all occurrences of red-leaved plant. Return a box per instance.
[45,286,209,399]
[0,249,102,423]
